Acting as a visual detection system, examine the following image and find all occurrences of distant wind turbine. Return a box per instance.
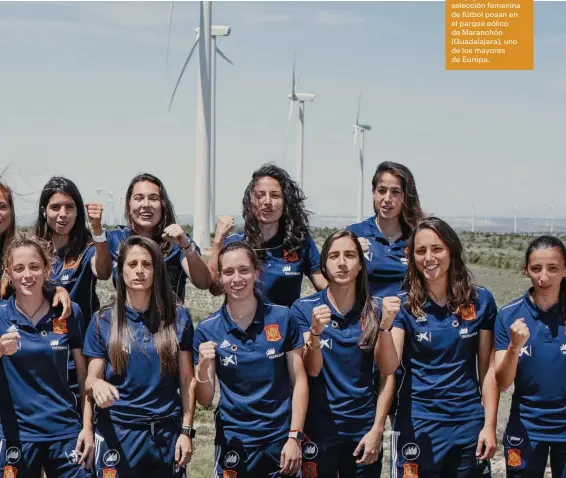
[167,2,232,237]
[513,205,517,234]
[352,94,371,222]
[284,57,315,189]
[471,204,476,233]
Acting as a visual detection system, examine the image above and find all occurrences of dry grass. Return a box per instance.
[95,264,542,477]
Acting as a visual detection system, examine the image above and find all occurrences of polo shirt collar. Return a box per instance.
[321,287,363,324]
[523,288,562,319]
[7,296,61,327]
[221,295,266,335]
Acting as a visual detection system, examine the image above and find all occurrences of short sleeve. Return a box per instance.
[82,244,96,265]
[68,304,84,350]
[106,229,125,260]
[480,291,498,331]
[303,234,321,275]
[177,307,195,352]
[494,313,510,351]
[289,301,311,335]
[83,313,109,359]
[284,310,304,352]
[192,324,207,366]
[392,304,409,331]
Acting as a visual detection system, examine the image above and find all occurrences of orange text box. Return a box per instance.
[445,0,534,70]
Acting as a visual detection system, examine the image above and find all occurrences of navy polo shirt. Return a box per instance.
[0,298,83,442]
[193,299,304,447]
[495,291,566,441]
[107,226,201,302]
[83,304,193,426]
[290,289,377,444]
[224,232,320,307]
[51,243,99,335]
[347,216,408,297]
[392,285,497,422]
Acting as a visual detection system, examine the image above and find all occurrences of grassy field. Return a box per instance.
[94,231,548,477]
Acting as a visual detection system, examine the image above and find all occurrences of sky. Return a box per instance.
[1,0,565,224]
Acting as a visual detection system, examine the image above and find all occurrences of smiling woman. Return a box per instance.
[106,173,212,302]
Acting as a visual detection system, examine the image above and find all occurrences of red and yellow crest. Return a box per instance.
[403,463,419,478]
[222,471,238,478]
[302,462,318,478]
[3,466,17,478]
[404,246,409,256]
[264,324,282,342]
[52,318,68,334]
[508,448,522,467]
[460,304,477,321]
[283,250,299,263]
[102,469,116,478]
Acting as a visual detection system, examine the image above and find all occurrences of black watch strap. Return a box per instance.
[181,426,196,438]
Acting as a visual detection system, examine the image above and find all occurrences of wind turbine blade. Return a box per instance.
[166,1,174,73]
[283,100,295,160]
[291,56,296,97]
[356,94,361,125]
[296,72,303,92]
[353,127,359,153]
[216,46,234,65]
[168,36,199,111]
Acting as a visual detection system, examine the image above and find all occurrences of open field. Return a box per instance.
[94,232,549,477]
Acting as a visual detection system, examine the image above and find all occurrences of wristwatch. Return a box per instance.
[181,426,196,438]
[288,430,305,441]
[379,325,393,332]
[92,229,107,243]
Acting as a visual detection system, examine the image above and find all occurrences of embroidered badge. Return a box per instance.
[52,318,68,334]
[264,324,282,342]
[283,249,299,263]
[403,463,419,478]
[102,469,117,478]
[302,462,318,478]
[222,471,238,478]
[3,466,18,478]
[508,448,522,467]
[460,304,477,321]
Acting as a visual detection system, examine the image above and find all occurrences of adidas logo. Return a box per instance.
[7,325,18,333]
[220,340,231,349]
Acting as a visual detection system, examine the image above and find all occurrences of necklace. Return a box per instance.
[15,299,46,321]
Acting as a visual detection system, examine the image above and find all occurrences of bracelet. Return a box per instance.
[310,330,321,337]
[195,365,212,384]
[305,339,321,350]
[379,325,393,332]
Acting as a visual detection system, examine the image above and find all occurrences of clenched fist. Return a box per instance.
[198,341,217,366]
[162,224,191,249]
[358,237,370,254]
[85,202,104,234]
[510,318,530,351]
[311,305,332,336]
[381,297,401,329]
[0,332,20,356]
[215,216,235,242]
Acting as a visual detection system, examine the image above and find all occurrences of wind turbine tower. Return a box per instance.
[513,205,517,234]
[352,95,371,222]
[471,204,476,233]
[285,59,315,189]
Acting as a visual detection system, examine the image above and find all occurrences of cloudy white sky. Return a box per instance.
[1,1,565,223]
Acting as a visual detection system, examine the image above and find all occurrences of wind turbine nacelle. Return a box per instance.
[194,25,231,36]
[292,93,316,102]
[358,124,372,131]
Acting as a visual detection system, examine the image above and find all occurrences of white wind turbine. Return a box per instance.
[166,1,212,248]
[471,204,476,233]
[513,205,517,234]
[106,190,115,227]
[352,95,372,222]
[167,2,232,237]
[284,58,315,188]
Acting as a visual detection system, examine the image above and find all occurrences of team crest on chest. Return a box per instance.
[460,304,477,321]
[222,471,238,478]
[52,318,68,334]
[302,462,318,478]
[283,249,299,263]
[403,463,419,478]
[3,466,17,478]
[102,469,117,478]
[264,324,282,342]
[507,448,522,467]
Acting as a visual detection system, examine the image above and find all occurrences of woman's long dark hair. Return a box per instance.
[242,164,311,258]
[404,217,476,318]
[372,161,424,235]
[319,230,379,351]
[0,181,16,269]
[34,176,91,269]
[525,235,566,317]
[99,235,179,376]
[124,173,178,256]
